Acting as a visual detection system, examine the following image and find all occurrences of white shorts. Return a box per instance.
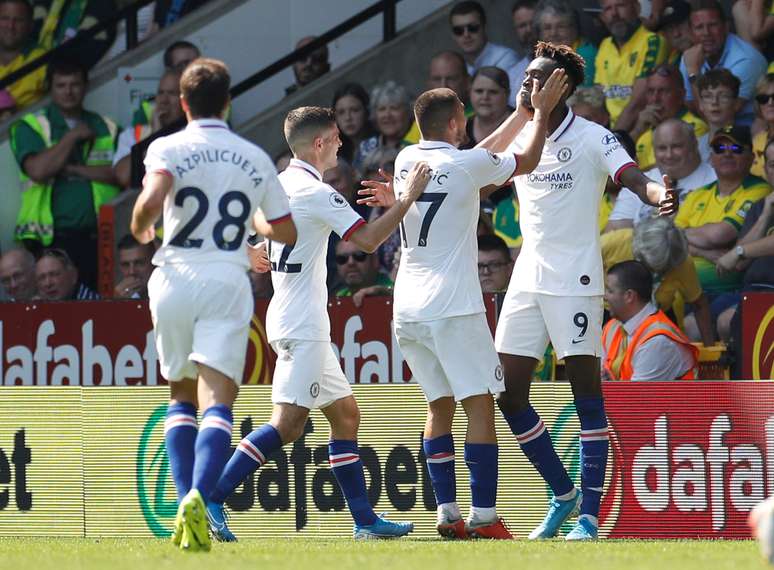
[394,313,504,403]
[148,263,253,383]
[271,340,352,409]
[495,292,603,360]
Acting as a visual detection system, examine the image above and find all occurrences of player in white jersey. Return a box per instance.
[479,42,677,541]
[130,59,297,552]
[205,106,431,541]
[357,75,568,539]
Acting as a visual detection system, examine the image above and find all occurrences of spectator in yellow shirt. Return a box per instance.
[750,73,774,178]
[0,0,45,110]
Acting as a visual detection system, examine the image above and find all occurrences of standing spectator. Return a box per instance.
[751,74,774,178]
[567,85,610,127]
[449,1,526,107]
[36,248,99,300]
[0,0,45,109]
[477,234,513,293]
[10,59,120,289]
[113,69,183,188]
[332,83,374,164]
[656,0,692,65]
[163,39,200,72]
[695,68,740,160]
[113,234,154,299]
[631,64,708,171]
[284,36,329,97]
[333,240,393,307]
[680,0,767,126]
[511,0,537,59]
[153,0,210,31]
[533,0,597,87]
[355,81,412,173]
[0,247,37,300]
[32,0,117,71]
[461,67,512,149]
[595,0,668,130]
[675,126,771,296]
[602,260,699,381]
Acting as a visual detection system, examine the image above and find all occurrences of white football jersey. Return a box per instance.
[145,119,291,268]
[506,112,636,296]
[393,141,517,322]
[266,159,364,343]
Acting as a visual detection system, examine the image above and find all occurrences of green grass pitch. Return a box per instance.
[0,538,766,570]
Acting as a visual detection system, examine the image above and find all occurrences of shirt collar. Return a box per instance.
[623,302,657,335]
[474,42,495,68]
[418,139,455,150]
[288,158,322,180]
[548,110,575,143]
[187,118,228,130]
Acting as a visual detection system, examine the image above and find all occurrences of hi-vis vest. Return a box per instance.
[14,111,119,245]
[602,309,699,381]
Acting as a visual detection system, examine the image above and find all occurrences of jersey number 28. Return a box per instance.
[169,187,250,251]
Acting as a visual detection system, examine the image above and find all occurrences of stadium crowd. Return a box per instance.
[1,0,774,380]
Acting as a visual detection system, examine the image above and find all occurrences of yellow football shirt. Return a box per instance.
[0,44,46,109]
[595,25,668,126]
[636,110,708,171]
[751,130,768,178]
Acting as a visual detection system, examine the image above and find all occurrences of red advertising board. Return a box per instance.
[742,292,774,380]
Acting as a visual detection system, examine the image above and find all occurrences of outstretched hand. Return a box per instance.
[531,69,568,118]
[658,174,679,216]
[357,168,396,208]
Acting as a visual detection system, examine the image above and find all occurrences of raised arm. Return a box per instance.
[619,169,678,216]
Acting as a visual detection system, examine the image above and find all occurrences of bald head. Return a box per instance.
[0,248,37,301]
[427,51,470,103]
[653,118,701,180]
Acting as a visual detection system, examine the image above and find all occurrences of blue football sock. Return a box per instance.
[329,440,377,527]
[464,443,498,509]
[191,404,233,502]
[423,434,456,507]
[502,406,575,497]
[575,397,609,519]
[164,402,197,502]
[210,423,282,504]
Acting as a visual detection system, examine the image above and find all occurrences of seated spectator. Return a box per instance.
[10,58,120,290]
[36,248,99,300]
[332,83,375,164]
[595,0,668,131]
[631,64,708,171]
[751,74,774,178]
[511,0,536,59]
[0,0,45,110]
[477,233,513,293]
[0,88,16,121]
[405,50,472,144]
[675,125,771,296]
[602,260,699,381]
[449,1,525,107]
[460,66,512,149]
[333,239,393,307]
[656,0,692,65]
[152,0,210,31]
[355,81,411,173]
[601,216,716,347]
[695,68,740,160]
[113,234,154,299]
[680,0,767,126]
[32,0,117,71]
[608,119,716,230]
[285,36,329,97]
[0,247,37,300]
[113,68,183,188]
[567,85,610,127]
[533,0,597,86]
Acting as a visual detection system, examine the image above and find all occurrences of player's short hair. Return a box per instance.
[163,40,201,69]
[472,66,510,93]
[691,0,726,21]
[283,106,336,155]
[414,88,461,140]
[611,129,637,161]
[607,260,653,302]
[478,233,511,261]
[696,68,741,97]
[632,216,688,275]
[450,1,486,24]
[180,58,230,119]
[533,41,585,94]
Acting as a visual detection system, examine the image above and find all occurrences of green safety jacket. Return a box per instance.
[13,111,119,245]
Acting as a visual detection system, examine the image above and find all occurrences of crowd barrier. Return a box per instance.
[0,383,770,538]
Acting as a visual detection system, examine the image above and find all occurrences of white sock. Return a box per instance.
[437,502,461,523]
[468,506,497,524]
[579,514,598,527]
[556,487,578,501]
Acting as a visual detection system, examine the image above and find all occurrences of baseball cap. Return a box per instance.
[0,90,16,111]
[658,0,691,31]
[710,125,752,148]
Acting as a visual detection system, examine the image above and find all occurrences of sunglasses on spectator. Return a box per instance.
[478,261,509,274]
[336,252,368,264]
[755,94,774,105]
[711,143,745,155]
[452,23,481,36]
